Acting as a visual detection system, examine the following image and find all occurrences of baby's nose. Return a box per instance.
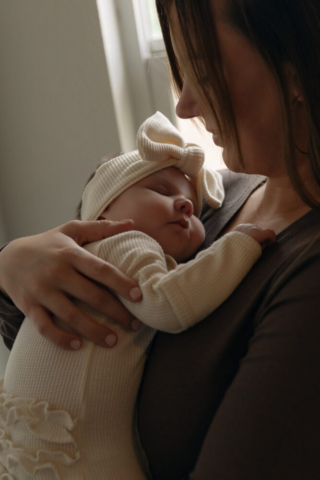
[174,197,194,217]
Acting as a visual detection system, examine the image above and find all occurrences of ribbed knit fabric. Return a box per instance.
[81,112,225,222]
[0,113,259,479]
[0,230,261,479]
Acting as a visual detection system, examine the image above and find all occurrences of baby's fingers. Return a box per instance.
[258,229,277,249]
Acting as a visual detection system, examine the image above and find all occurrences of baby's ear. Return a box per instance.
[98,208,108,220]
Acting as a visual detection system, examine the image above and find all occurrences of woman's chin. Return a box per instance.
[222,149,246,174]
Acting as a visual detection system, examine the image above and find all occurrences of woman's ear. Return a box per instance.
[284,62,309,156]
[284,62,304,104]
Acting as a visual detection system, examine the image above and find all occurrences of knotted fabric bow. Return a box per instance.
[81,111,224,222]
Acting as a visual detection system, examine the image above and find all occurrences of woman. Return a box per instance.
[1,0,320,478]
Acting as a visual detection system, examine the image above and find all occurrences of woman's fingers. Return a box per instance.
[54,220,143,302]
[0,220,143,348]
[29,304,119,350]
[60,219,135,246]
[35,292,124,349]
[65,246,142,303]
[30,305,85,350]
[54,270,141,332]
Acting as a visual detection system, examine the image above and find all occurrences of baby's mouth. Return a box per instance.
[171,217,190,230]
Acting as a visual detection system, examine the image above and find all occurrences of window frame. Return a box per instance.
[107,0,175,131]
[97,0,224,168]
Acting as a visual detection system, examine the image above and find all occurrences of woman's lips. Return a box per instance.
[212,133,223,147]
[206,128,223,147]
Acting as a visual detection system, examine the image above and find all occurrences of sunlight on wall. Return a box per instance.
[176,116,226,171]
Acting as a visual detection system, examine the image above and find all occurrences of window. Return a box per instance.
[146,0,165,52]
[138,0,225,169]
[139,0,164,53]
[175,116,225,170]
[97,0,224,169]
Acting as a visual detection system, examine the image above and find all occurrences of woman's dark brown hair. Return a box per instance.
[156,0,320,209]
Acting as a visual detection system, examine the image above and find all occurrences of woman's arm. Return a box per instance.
[0,290,25,350]
[0,220,142,350]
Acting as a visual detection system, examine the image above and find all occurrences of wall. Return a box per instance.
[0,0,134,371]
[0,207,8,246]
[0,0,123,241]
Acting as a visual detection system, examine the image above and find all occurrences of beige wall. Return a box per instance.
[0,0,138,369]
[0,0,122,241]
[0,207,8,245]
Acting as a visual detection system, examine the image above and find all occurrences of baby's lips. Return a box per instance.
[175,217,190,229]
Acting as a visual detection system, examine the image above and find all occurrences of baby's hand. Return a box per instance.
[233,223,276,249]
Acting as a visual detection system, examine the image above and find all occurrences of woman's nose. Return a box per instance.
[174,197,194,217]
[175,80,202,119]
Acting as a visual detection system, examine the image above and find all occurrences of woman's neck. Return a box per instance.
[252,178,311,232]
[222,175,312,236]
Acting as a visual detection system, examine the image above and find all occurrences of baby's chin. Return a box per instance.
[165,232,205,262]
[164,242,202,263]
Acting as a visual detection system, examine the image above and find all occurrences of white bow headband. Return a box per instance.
[81,111,224,221]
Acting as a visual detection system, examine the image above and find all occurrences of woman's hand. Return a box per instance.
[0,220,142,350]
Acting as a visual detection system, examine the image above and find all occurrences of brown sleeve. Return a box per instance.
[0,295,24,350]
[189,244,320,479]
[0,244,25,349]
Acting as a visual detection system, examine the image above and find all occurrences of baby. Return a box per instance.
[0,112,275,480]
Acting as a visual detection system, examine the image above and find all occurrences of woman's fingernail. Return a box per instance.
[131,319,142,331]
[70,339,81,350]
[105,334,117,347]
[130,287,141,301]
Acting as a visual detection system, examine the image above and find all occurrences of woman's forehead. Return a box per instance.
[169,0,228,29]
[169,0,228,63]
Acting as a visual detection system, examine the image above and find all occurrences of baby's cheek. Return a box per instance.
[197,219,206,241]
[192,219,206,250]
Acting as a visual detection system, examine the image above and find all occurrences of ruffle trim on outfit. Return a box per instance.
[0,379,80,479]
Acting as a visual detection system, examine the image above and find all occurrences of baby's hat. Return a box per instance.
[81,111,224,221]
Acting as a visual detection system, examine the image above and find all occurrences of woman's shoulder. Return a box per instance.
[219,169,265,191]
[202,170,264,212]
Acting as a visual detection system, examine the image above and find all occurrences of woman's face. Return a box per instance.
[171,0,305,178]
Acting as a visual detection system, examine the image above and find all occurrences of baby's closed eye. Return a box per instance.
[149,185,170,196]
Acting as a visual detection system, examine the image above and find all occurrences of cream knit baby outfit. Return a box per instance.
[0,113,261,480]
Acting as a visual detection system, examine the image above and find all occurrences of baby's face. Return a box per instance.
[99,167,205,262]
